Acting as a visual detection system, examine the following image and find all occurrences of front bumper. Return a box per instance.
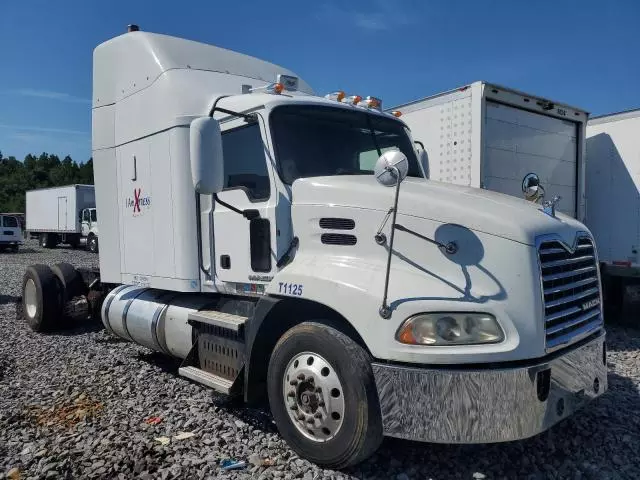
[372,332,607,444]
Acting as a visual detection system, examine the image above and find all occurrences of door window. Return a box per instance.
[221,124,270,201]
[82,210,90,222]
[90,209,97,222]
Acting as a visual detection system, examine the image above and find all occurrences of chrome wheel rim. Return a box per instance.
[24,279,38,319]
[282,351,345,442]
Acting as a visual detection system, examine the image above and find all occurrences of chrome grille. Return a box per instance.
[539,236,603,351]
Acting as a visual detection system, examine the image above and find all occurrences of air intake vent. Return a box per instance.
[539,236,602,352]
[321,234,357,246]
[319,218,355,230]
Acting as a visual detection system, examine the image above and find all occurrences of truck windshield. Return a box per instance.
[271,105,422,184]
[2,216,18,228]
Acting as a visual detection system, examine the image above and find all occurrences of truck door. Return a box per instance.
[212,119,279,287]
[57,197,68,230]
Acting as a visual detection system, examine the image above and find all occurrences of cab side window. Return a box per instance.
[221,124,270,201]
[82,210,90,222]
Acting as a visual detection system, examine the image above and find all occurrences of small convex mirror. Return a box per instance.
[374,149,409,187]
[522,172,544,201]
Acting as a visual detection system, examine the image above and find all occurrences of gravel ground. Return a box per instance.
[1,240,639,480]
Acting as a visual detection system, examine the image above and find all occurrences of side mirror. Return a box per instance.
[374,149,408,187]
[522,172,545,202]
[190,117,224,194]
[417,149,429,179]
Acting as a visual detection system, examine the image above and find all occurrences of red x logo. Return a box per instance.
[133,188,141,212]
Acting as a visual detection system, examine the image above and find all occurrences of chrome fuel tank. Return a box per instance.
[101,286,213,358]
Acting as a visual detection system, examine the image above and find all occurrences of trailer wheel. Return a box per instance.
[22,265,63,332]
[267,322,383,468]
[88,235,99,254]
[51,263,87,301]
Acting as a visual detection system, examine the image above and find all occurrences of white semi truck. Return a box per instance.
[392,82,589,220]
[26,184,99,252]
[21,27,607,468]
[586,109,640,320]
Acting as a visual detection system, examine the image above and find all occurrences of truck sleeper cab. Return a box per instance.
[22,29,607,468]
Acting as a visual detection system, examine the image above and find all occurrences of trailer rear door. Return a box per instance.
[483,101,578,216]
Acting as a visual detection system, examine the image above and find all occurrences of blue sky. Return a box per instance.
[0,0,638,163]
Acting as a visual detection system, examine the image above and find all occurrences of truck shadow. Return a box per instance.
[389,224,507,309]
[0,294,20,306]
[0,247,37,254]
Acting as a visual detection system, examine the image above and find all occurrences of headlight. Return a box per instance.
[396,313,504,345]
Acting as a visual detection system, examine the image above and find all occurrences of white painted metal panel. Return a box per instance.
[400,89,474,185]
[483,101,578,216]
[26,185,77,232]
[586,112,640,266]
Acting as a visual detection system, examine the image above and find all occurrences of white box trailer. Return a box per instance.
[26,185,99,251]
[393,81,589,219]
[586,109,640,316]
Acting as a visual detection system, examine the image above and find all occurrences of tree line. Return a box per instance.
[0,151,94,213]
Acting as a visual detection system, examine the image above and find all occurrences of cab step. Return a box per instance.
[187,310,247,331]
[178,366,234,394]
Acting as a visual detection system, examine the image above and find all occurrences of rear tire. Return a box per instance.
[40,233,58,249]
[22,265,63,332]
[51,263,87,301]
[267,322,383,469]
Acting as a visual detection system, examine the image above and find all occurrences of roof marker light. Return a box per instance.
[346,95,362,105]
[364,96,383,110]
[391,111,402,118]
[325,91,346,102]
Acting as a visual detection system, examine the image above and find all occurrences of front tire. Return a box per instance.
[22,265,63,332]
[88,235,99,253]
[267,322,383,469]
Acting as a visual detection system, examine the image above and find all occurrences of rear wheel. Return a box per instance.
[40,233,58,249]
[22,265,63,332]
[267,322,383,468]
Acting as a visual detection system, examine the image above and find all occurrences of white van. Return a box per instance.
[0,214,24,252]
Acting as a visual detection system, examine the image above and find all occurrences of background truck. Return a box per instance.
[392,81,589,219]
[21,27,607,468]
[0,213,23,252]
[585,108,640,320]
[26,185,99,252]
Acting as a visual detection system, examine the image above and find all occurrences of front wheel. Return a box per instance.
[267,322,383,469]
[88,236,99,253]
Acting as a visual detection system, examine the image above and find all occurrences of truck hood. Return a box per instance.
[292,176,589,246]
